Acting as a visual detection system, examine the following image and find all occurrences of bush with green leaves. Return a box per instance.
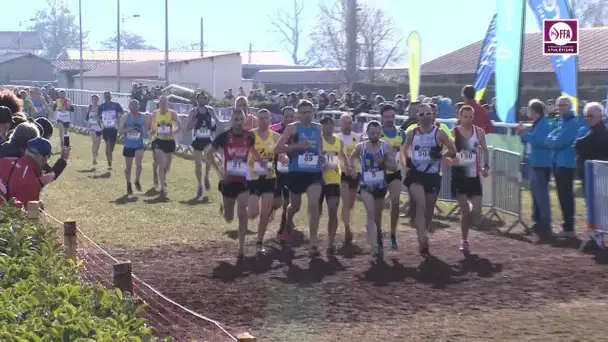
[0,206,155,341]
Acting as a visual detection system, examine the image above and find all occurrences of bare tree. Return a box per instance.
[267,0,305,65]
[306,0,404,84]
[574,0,608,27]
[171,40,206,51]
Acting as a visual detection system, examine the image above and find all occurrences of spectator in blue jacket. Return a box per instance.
[518,99,553,237]
[544,96,580,238]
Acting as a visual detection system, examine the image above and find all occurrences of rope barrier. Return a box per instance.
[38,208,238,341]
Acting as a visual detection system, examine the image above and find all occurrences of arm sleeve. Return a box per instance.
[51,158,67,180]
[545,120,579,149]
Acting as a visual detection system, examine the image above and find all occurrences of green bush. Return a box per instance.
[0,206,154,341]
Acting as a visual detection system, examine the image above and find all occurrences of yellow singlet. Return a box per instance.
[250,129,276,179]
[339,133,361,172]
[153,110,175,140]
[322,134,341,185]
[380,127,405,174]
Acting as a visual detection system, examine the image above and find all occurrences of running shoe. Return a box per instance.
[419,239,430,257]
[196,185,203,198]
[236,253,245,265]
[344,230,353,245]
[309,246,320,258]
[557,230,576,238]
[390,233,398,250]
[204,177,211,190]
[277,232,290,245]
[327,245,336,256]
[371,245,383,259]
[256,241,267,255]
[126,182,133,196]
[92,159,97,166]
[159,189,167,198]
[134,181,142,192]
[153,179,159,190]
[459,240,470,253]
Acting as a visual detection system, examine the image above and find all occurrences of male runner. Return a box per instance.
[119,99,149,195]
[451,105,490,252]
[151,95,184,197]
[98,91,124,170]
[274,100,325,257]
[379,104,406,250]
[349,120,397,258]
[207,108,256,262]
[187,91,218,198]
[338,113,360,244]
[247,109,281,255]
[53,90,73,148]
[270,106,295,241]
[403,103,458,256]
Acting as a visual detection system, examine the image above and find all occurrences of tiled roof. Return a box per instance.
[81,60,160,78]
[421,26,608,75]
[0,31,43,50]
[51,59,116,71]
[59,49,295,66]
[253,67,408,84]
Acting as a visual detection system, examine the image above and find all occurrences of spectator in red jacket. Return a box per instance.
[461,85,493,133]
[0,137,55,206]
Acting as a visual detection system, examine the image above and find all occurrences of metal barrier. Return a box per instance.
[3,84,131,108]
[584,160,608,248]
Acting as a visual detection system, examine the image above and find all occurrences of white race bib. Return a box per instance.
[226,159,247,176]
[324,152,339,169]
[102,111,115,127]
[458,151,476,166]
[88,117,99,125]
[297,152,318,168]
[363,170,385,186]
[393,147,401,164]
[253,160,270,175]
[195,127,211,139]
[57,111,70,122]
[158,125,171,135]
[127,132,141,140]
[277,162,289,173]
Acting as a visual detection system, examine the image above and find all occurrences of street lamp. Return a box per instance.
[116,0,140,92]
[164,0,169,87]
[121,14,140,60]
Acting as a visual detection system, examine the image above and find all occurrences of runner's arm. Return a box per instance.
[186,109,196,131]
[208,131,227,179]
[274,124,296,154]
[437,130,458,164]
[118,115,127,135]
[477,128,490,169]
[349,143,362,168]
[172,111,184,135]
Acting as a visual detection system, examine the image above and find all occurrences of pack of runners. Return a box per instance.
[77,92,490,263]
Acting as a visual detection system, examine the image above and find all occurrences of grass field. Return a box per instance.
[41,133,608,341]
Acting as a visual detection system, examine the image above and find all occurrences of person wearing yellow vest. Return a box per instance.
[338,113,360,244]
[151,95,184,197]
[379,104,406,251]
[318,116,345,254]
[52,90,73,148]
[247,109,281,255]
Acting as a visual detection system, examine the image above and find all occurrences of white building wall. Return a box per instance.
[166,53,242,97]
[81,77,134,93]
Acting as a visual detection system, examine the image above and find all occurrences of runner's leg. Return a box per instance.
[306,182,323,255]
[236,191,249,258]
[256,192,274,253]
[286,193,302,234]
[203,146,212,190]
[105,135,115,169]
[340,181,354,243]
[124,156,133,188]
[326,194,340,252]
[154,149,167,194]
[90,131,100,164]
[409,183,429,253]
[360,190,379,256]
[248,193,260,220]
[193,149,204,190]
[470,195,483,226]
[387,178,401,249]
[134,148,144,186]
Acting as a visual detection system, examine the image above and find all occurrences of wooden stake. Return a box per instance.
[113,261,134,295]
[26,201,40,221]
[236,332,256,341]
[63,221,78,262]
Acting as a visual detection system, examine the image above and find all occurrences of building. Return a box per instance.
[52,60,117,89]
[420,26,608,100]
[79,52,242,96]
[0,53,55,85]
[0,31,43,55]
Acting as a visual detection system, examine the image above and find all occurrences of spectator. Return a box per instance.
[317,92,329,111]
[461,85,493,133]
[35,117,53,140]
[437,97,453,119]
[0,106,14,144]
[545,96,580,238]
[0,137,55,206]
[518,99,553,237]
[0,121,41,158]
[237,86,246,97]
[574,102,608,189]
[0,88,23,117]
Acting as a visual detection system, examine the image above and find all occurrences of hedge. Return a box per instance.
[0,205,154,341]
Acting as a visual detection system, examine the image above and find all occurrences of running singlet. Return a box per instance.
[250,130,276,179]
[153,110,175,140]
[339,133,360,172]
[453,127,480,178]
[360,141,388,189]
[269,123,289,173]
[409,126,441,174]
[289,122,322,173]
[124,113,145,149]
[99,102,122,129]
[380,126,406,173]
[55,98,71,122]
[87,105,102,132]
[269,122,285,134]
[222,130,253,182]
[192,106,216,140]
[31,97,45,118]
[322,134,341,185]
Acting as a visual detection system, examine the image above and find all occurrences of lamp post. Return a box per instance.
[115,0,139,93]
[164,0,169,87]
[78,0,84,89]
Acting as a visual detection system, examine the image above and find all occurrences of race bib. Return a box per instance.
[458,151,476,166]
[525,143,532,155]
[226,159,247,176]
[277,162,289,173]
[324,152,339,169]
[363,170,385,186]
[57,111,70,122]
[127,132,141,140]
[158,124,171,135]
[89,117,99,125]
[393,147,401,163]
[102,111,115,127]
[195,127,211,139]
[297,152,318,168]
[253,160,269,175]
[415,147,431,160]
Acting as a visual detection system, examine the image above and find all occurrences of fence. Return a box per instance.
[584,160,608,248]
[23,201,254,342]
[3,84,132,109]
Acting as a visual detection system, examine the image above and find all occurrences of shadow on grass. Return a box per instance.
[337,243,365,259]
[211,246,298,282]
[143,195,170,204]
[77,168,96,173]
[110,195,138,205]
[454,254,504,278]
[223,229,255,240]
[273,256,346,286]
[88,171,111,179]
[357,258,418,286]
[179,197,211,205]
[144,188,157,197]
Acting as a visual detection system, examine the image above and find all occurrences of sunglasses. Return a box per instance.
[418,112,433,116]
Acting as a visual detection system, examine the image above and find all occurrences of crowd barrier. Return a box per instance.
[4,84,132,109]
[585,160,608,249]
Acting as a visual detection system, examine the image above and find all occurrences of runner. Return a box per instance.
[275,100,325,257]
[318,116,344,254]
[52,90,72,148]
[450,105,490,253]
[98,91,124,170]
[119,99,149,195]
[270,106,296,241]
[379,104,406,250]
[403,103,458,256]
[151,95,183,197]
[247,109,281,255]
[349,120,396,259]
[235,96,257,130]
[29,88,49,119]
[338,113,360,244]
[187,91,219,198]
[207,107,256,262]
[85,94,102,166]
